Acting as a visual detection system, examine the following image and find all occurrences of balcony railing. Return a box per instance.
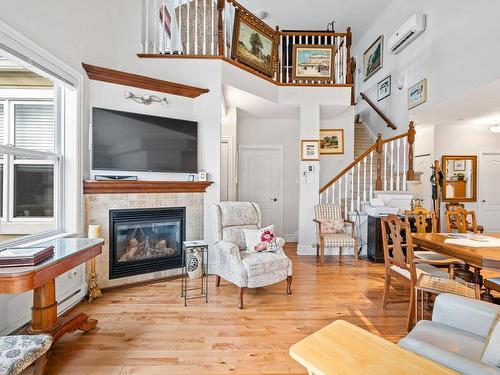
[140,0,353,86]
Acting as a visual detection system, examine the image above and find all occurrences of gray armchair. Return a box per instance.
[211,202,292,309]
[399,293,500,375]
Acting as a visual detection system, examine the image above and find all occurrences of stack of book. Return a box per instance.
[0,246,54,267]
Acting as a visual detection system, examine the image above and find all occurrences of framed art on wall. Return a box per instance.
[301,140,320,161]
[231,9,278,77]
[408,79,427,109]
[292,45,335,81]
[377,75,391,101]
[320,129,344,155]
[363,35,383,81]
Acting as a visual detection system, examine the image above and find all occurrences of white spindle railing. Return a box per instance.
[320,128,414,219]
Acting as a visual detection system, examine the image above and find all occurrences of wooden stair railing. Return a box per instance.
[360,92,397,130]
[140,0,353,86]
[320,122,416,218]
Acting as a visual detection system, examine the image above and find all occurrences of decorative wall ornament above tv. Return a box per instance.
[363,35,383,81]
[231,8,279,77]
[125,91,168,105]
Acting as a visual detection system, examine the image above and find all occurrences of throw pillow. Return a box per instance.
[318,218,344,234]
[481,312,500,367]
[242,225,276,253]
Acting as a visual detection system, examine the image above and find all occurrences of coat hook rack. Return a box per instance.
[125,91,168,105]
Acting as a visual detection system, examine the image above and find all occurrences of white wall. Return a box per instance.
[237,117,300,241]
[320,106,355,187]
[353,0,500,138]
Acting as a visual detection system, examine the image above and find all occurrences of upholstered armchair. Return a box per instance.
[211,202,292,309]
[313,204,358,264]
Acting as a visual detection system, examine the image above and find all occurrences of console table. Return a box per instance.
[0,238,104,344]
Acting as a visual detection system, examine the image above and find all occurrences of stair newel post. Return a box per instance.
[350,57,356,105]
[407,121,416,181]
[346,27,353,85]
[217,0,225,56]
[375,133,383,191]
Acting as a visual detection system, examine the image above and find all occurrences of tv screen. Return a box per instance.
[92,107,198,173]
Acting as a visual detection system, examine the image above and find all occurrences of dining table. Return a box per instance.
[411,233,500,271]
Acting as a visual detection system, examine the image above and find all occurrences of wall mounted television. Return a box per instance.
[92,107,198,173]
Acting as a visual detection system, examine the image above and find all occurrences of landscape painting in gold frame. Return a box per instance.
[292,45,335,81]
[231,9,278,77]
[320,129,344,155]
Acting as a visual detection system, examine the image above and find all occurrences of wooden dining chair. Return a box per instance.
[444,206,479,234]
[381,215,450,332]
[404,207,461,278]
[445,202,484,233]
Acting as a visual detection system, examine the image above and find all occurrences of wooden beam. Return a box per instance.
[83,180,213,194]
[81,63,209,98]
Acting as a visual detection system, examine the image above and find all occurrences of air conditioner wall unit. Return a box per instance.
[388,14,426,54]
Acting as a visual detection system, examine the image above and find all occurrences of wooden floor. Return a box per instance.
[48,245,412,375]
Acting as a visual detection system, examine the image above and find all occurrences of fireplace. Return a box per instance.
[109,207,185,279]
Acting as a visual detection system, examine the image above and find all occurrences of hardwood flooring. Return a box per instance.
[47,244,413,375]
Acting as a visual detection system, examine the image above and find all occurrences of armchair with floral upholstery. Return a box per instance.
[211,202,292,309]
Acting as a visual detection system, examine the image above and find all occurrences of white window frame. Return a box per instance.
[0,19,83,247]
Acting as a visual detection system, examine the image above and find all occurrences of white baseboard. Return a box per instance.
[282,233,298,242]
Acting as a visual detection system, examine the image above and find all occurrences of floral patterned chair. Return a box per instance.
[212,202,292,309]
[0,334,52,375]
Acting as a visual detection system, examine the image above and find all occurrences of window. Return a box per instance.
[0,58,62,244]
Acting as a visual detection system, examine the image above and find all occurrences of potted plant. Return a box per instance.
[454,172,465,181]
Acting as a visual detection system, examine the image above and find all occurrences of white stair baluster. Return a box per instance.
[396,138,401,191]
[401,137,408,191]
[350,170,354,213]
[363,156,367,204]
[390,141,394,191]
[356,163,360,211]
[331,183,335,205]
[338,178,342,207]
[324,187,329,204]
[369,151,374,199]
[344,175,348,219]
[286,35,290,83]
[383,142,388,191]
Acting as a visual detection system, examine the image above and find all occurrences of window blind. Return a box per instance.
[14,104,54,152]
[0,104,3,145]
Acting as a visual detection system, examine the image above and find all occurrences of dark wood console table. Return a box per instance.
[0,238,104,344]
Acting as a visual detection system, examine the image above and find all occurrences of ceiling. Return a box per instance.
[237,0,391,45]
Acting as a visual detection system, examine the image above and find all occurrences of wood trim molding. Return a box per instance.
[136,55,353,88]
[83,180,214,194]
[81,63,209,98]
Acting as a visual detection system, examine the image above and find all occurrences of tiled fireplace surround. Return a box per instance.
[84,189,204,288]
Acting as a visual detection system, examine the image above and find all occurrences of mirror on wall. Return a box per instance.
[442,155,477,202]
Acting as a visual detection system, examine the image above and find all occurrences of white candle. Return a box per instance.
[88,224,100,239]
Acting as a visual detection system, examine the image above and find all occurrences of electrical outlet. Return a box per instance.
[68,270,79,279]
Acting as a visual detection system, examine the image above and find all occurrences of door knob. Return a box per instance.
[482,200,486,203]
[271,198,277,202]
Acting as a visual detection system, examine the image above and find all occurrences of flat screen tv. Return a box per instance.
[92,107,198,173]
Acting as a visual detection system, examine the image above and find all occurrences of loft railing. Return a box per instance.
[140,0,353,85]
[319,122,416,218]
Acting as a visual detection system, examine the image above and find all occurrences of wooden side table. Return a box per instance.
[415,274,480,322]
[181,240,208,306]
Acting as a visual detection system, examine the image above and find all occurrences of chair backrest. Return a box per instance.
[445,207,478,233]
[314,204,342,220]
[212,202,262,250]
[404,207,437,234]
[381,214,417,281]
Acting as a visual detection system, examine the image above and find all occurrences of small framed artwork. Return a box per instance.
[320,129,344,155]
[301,140,320,161]
[363,35,383,81]
[377,75,391,101]
[292,45,335,81]
[408,79,427,109]
[453,160,465,171]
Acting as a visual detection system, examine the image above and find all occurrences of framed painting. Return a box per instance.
[363,35,383,81]
[453,160,465,171]
[231,9,278,77]
[292,45,335,81]
[320,129,344,155]
[301,140,320,161]
[408,79,427,109]
[377,75,391,101]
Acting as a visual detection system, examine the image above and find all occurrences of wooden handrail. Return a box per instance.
[320,123,415,194]
[279,31,351,37]
[360,92,397,130]
[320,143,377,193]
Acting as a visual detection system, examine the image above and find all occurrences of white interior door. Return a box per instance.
[480,152,500,232]
[239,145,283,235]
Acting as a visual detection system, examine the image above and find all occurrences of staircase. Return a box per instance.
[354,121,375,159]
